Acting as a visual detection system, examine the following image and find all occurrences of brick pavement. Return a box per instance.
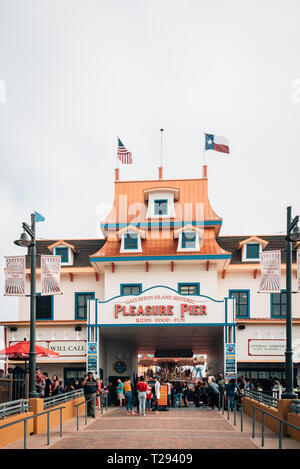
[49,406,257,450]
[4,405,300,450]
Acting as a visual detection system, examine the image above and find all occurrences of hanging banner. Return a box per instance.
[224,343,236,374]
[297,250,300,291]
[4,256,26,296]
[41,255,61,295]
[86,342,98,374]
[259,250,281,292]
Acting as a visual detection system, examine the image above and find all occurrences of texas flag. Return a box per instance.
[205,133,230,154]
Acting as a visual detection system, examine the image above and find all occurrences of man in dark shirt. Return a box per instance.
[81,372,98,417]
[173,382,183,408]
[43,372,52,398]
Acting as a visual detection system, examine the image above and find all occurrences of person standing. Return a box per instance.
[173,382,183,408]
[95,376,102,410]
[152,377,161,413]
[116,379,125,407]
[166,380,172,407]
[51,375,61,396]
[81,372,98,418]
[182,382,189,407]
[208,377,219,409]
[226,379,238,411]
[35,367,46,397]
[136,376,147,416]
[134,377,140,414]
[146,382,152,412]
[124,378,134,415]
[216,373,225,408]
[43,372,52,398]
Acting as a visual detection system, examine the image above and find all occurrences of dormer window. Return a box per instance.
[154,199,168,216]
[237,236,269,263]
[118,227,145,253]
[47,240,77,266]
[174,225,202,252]
[181,232,196,249]
[246,243,260,259]
[124,233,138,250]
[144,188,178,219]
[55,247,69,263]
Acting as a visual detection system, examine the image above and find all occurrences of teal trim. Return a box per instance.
[177,283,200,295]
[91,254,231,263]
[36,293,54,321]
[229,289,250,318]
[101,220,222,230]
[75,292,95,320]
[97,285,224,305]
[120,284,143,296]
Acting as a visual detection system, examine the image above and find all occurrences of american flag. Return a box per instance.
[117,137,133,164]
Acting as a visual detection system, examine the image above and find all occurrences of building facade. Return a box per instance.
[1,167,300,387]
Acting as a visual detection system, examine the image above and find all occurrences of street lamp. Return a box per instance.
[282,206,300,399]
[14,213,39,398]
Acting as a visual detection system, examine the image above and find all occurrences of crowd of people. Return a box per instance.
[35,367,289,419]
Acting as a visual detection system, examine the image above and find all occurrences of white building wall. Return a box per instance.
[218,271,300,319]
[18,273,105,321]
[104,262,219,301]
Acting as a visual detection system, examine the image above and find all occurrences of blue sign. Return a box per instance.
[225,343,236,373]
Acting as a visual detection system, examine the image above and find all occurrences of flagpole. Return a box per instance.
[160,129,164,167]
[159,129,164,179]
[203,132,206,166]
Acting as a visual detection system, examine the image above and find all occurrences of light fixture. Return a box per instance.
[14,231,32,248]
[289,224,300,242]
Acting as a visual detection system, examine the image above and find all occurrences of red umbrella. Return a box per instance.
[0,340,59,359]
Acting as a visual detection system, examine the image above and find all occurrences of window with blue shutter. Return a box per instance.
[271,291,287,318]
[55,247,69,263]
[124,233,138,250]
[246,244,260,259]
[229,290,250,318]
[181,232,196,249]
[154,199,168,215]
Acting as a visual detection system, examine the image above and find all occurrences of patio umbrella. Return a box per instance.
[0,340,59,359]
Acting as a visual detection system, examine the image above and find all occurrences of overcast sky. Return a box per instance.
[0,0,300,327]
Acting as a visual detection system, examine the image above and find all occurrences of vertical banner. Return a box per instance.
[297,250,300,291]
[224,343,237,383]
[41,255,61,295]
[4,256,26,296]
[259,250,281,292]
[86,342,98,374]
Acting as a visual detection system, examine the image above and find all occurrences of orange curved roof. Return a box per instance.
[102,178,222,227]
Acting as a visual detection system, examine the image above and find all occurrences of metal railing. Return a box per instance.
[218,394,244,432]
[0,405,65,449]
[74,393,108,431]
[0,399,29,419]
[218,394,300,449]
[252,406,300,449]
[43,389,84,409]
[244,389,279,408]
